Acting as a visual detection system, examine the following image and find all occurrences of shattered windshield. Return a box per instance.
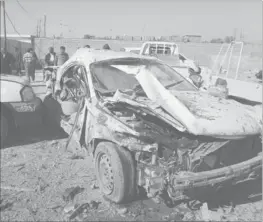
[90,58,197,94]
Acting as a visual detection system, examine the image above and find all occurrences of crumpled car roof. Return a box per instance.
[56,48,156,82]
[68,48,154,66]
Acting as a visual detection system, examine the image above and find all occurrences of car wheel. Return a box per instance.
[1,115,9,147]
[94,142,136,203]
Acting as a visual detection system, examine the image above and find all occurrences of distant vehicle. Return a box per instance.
[122,47,141,54]
[53,49,261,204]
[123,41,201,75]
[0,75,45,146]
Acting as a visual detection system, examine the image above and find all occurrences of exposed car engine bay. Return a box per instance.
[104,101,262,203]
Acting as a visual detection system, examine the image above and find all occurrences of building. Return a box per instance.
[170,35,181,42]
[142,36,155,41]
[0,34,33,55]
[182,35,202,43]
[132,36,143,41]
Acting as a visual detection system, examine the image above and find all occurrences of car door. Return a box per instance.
[58,64,92,151]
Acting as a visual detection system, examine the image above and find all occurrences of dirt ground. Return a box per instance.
[1,123,262,222]
[1,61,262,222]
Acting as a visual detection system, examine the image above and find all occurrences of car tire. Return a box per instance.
[94,142,136,203]
[1,115,9,147]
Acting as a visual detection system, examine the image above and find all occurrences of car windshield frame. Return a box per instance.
[89,57,197,95]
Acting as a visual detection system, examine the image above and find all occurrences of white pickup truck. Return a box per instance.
[123,42,200,76]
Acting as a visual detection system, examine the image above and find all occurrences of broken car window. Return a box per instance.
[90,58,197,95]
[147,63,197,91]
[60,65,90,102]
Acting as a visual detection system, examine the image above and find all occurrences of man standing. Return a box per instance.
[55,46,69,66]
[23,48,36,82]
[0,48,14,74]
[14,47,22,76]
[31,50,38,81]
[45,47,56,66]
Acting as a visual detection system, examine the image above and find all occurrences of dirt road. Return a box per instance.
[1,124,262,221]
[1,72,262,221]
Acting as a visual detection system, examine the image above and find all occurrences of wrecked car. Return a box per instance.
[54,48,262,204]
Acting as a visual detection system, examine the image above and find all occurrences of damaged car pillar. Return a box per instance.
[53,48,262,204]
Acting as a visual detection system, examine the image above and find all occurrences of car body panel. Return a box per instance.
[123,47,141,54]
[0,80,24,102]
[139,42,179,55]
[136,66,262,137]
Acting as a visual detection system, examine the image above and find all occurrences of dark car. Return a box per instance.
[0,74,45,146]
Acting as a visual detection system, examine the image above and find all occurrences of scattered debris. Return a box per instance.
[37,177,49,192]
[69,154,85,160]
[62,186,85,202]
[201,202,210,221]
[16,164,26,172]
[0,186,35,192]
[64,202,77,213]
[89,200,101,210]
[161,215,169,221]
[152,196,162,204]
[90,183,99,190]
[64,200,102,220]
[200,202,224,221]
[50,140,59,146]
[1,159,33,169]
[0,201,14,211]
[116,207,128,215]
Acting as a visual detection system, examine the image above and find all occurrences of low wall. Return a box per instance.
[34,38,262,71]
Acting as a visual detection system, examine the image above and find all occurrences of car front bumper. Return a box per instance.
[169,154,262,192]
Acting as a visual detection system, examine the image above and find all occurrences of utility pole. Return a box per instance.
[240,29,244,41]
[36,20,39,37]
[39,19,42,37]
[44,14,46,37]
[233,28,237,41]
[1,0,7,51]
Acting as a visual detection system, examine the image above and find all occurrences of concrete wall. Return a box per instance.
[34,38,262,72]
[0,38,31,56]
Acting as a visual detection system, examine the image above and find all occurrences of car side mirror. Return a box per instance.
[189,74,203,88]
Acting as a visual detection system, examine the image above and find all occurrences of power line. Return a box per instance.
[16,0,33,18]
[5,10,21,36]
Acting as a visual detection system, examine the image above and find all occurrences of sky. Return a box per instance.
[1,0,262,42]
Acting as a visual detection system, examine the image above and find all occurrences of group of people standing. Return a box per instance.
[0,45,69,82]
[1,43,110,82]
[44,46,69,66]
[0,47,38,82]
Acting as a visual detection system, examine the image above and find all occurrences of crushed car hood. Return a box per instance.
[136,67,262,138]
